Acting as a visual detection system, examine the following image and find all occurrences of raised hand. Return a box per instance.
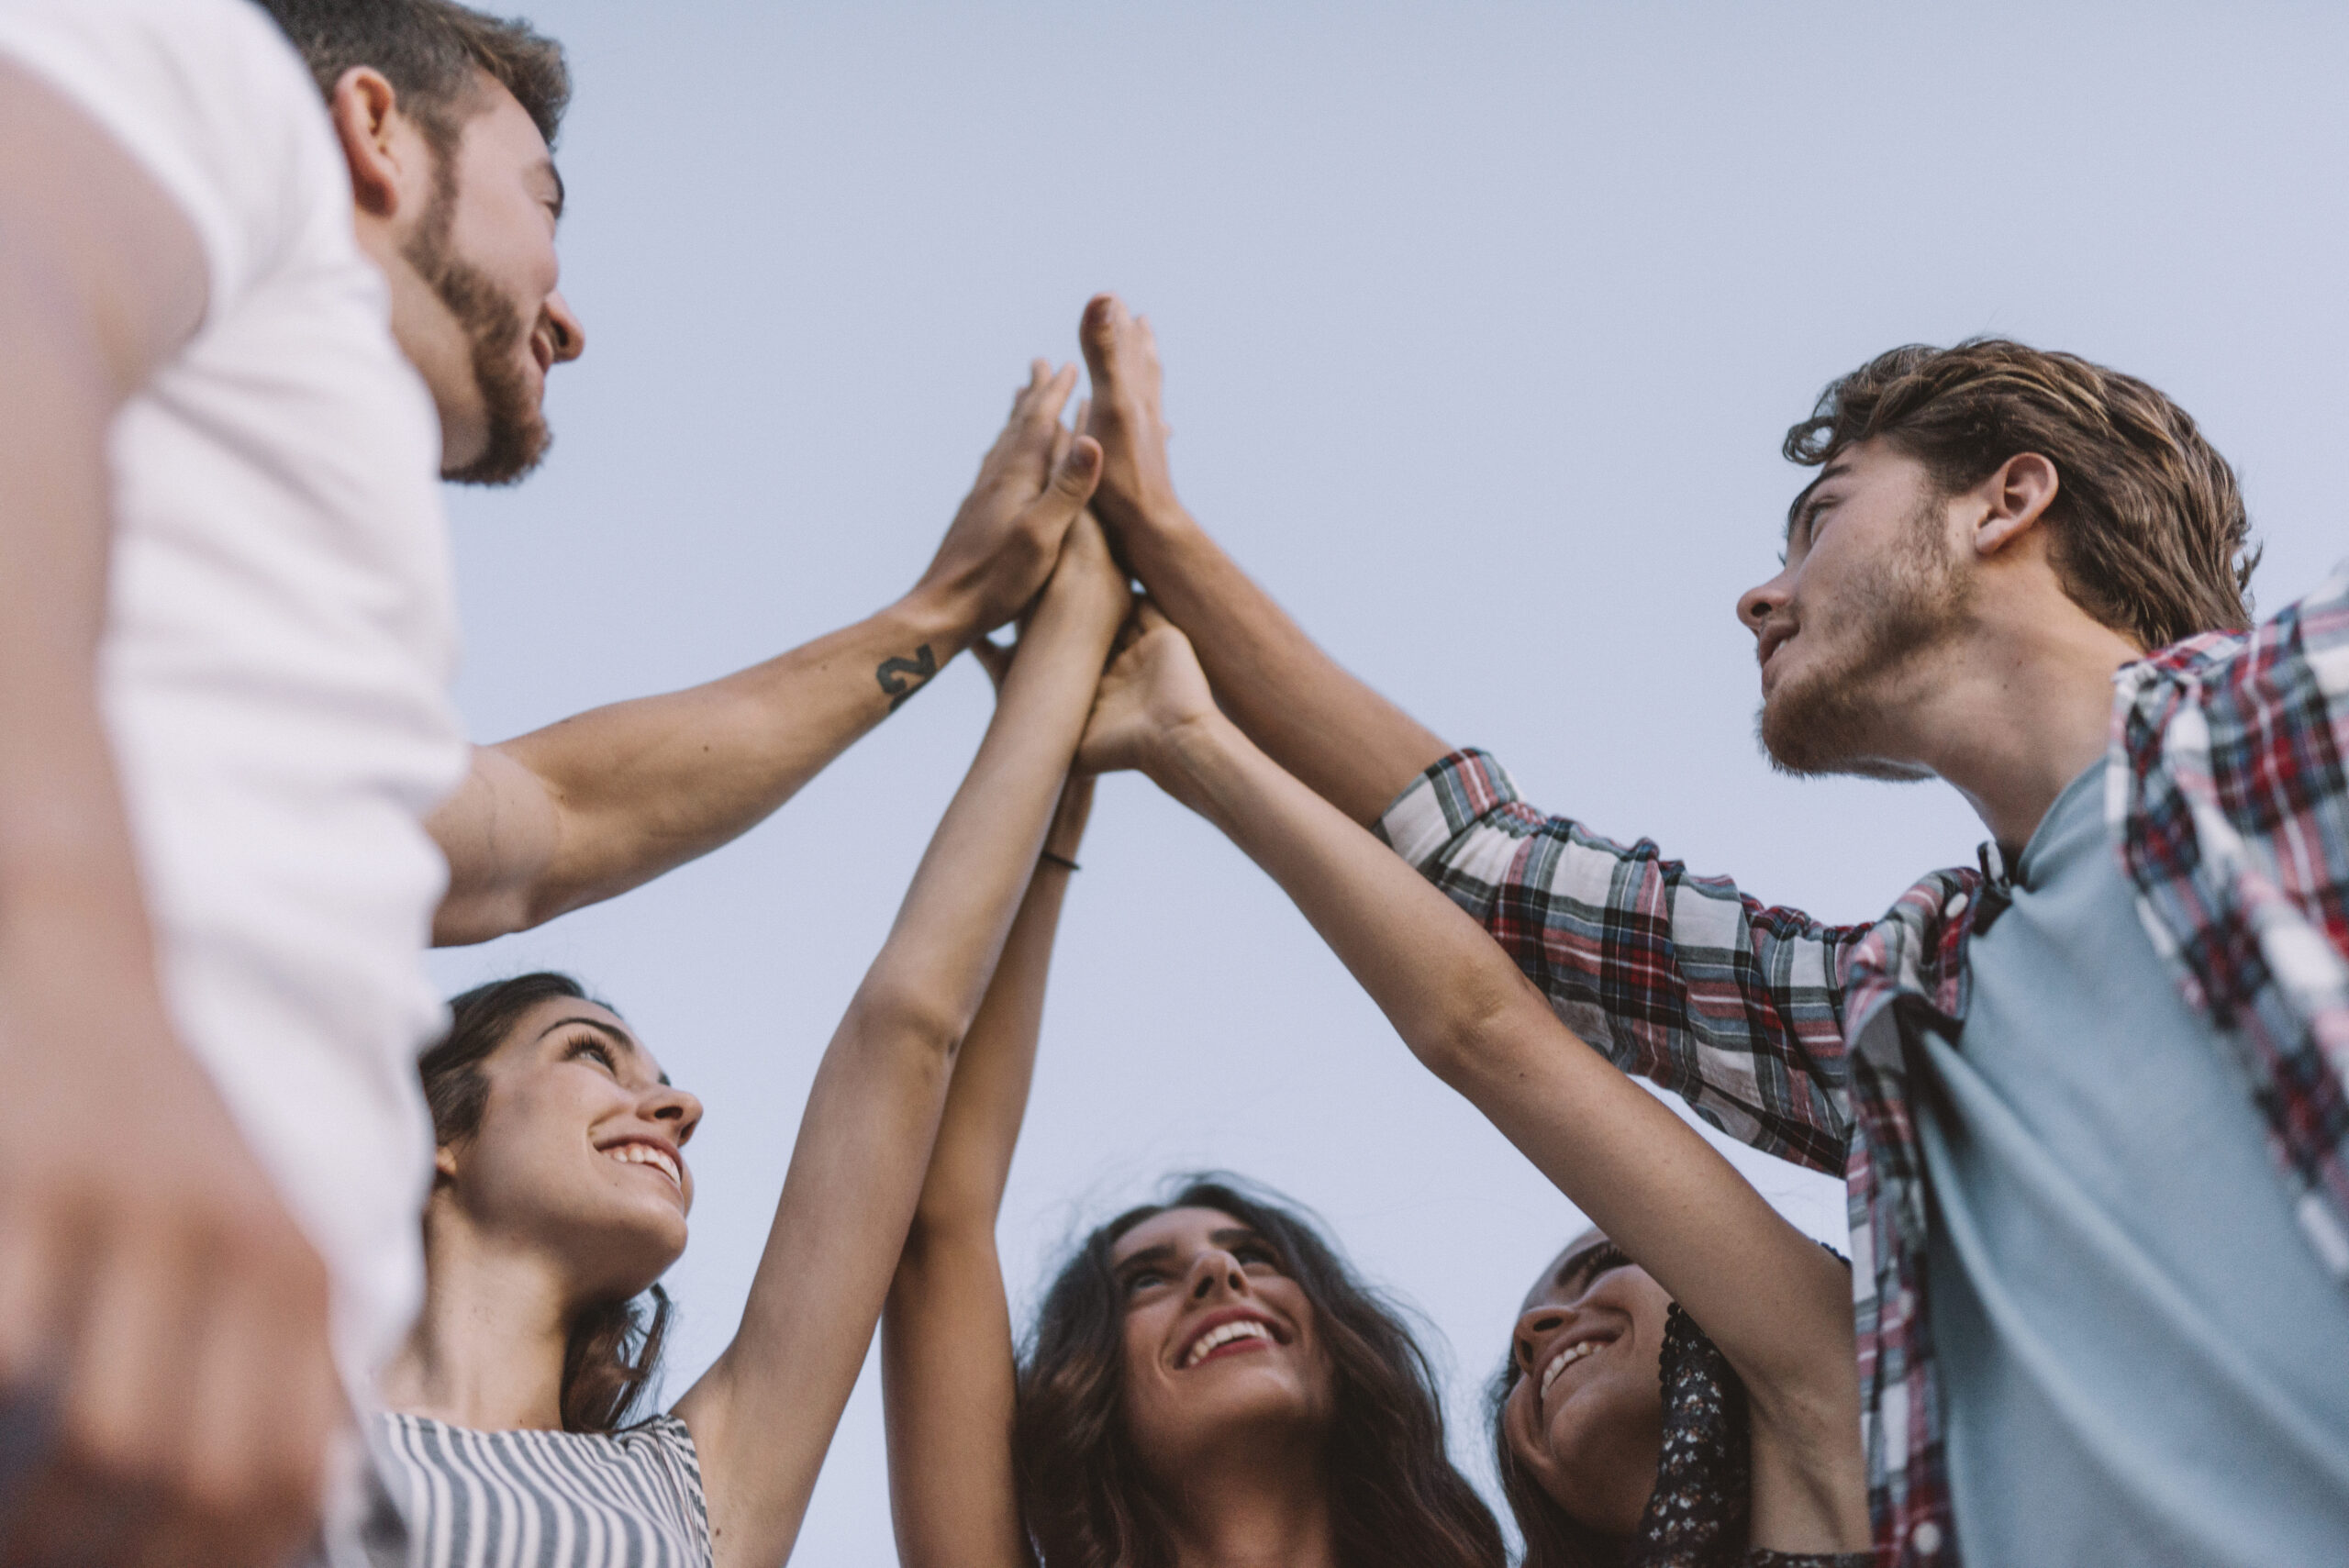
[914,363,1103,642]
[1076,600,1219,783]
[1076,295,1183,544]
[972,401,1129,681]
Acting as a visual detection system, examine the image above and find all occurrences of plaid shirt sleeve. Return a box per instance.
[1376,750,1868,1174]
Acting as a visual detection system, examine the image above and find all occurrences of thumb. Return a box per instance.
[1079,293,1123,380]
[1044,435,1102,511]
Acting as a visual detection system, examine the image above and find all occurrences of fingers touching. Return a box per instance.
[1076,294,1179,535]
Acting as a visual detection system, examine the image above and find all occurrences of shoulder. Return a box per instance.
[0,0,344,315]
[2132,558,2349,695]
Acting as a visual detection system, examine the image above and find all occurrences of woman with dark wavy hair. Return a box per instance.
[1074,605,1872,1568]
[878,706,1501,1568]
[1013,1177,1504,1568]
[363,384,1127,1568]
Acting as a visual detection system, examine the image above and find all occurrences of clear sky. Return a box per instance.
[427,2,2349,1555]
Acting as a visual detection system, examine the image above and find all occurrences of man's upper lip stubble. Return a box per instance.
[1173,1306,1286,1370]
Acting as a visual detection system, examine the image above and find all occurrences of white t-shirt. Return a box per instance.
[0,0,468,1385]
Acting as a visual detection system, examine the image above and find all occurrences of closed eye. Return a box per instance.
[567,1035,618,1073]
[1561,1240,1632,1296]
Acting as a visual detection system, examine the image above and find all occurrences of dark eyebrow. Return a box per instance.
[1553,1241,1616,1296]
[1209,1227,1268,1253]
[1113,1242,1177,1278]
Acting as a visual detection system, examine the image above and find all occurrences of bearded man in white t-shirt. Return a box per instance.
[0,1,1097,1561]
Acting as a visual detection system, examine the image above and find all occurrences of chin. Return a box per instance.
[1137,1368,1330,1462]
[1756,679,1931,783]
[569,1209,688,1302]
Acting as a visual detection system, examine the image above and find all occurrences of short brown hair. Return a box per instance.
[260,0,569,152]
[1784,340,2257,650]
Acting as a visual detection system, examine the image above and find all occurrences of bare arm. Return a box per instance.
[882,773,1090,1568]
[668,485,1126,1568]
[1077,295,1451,823]
[429,364,1095,946]
[1082,609,1866,1551]
[0,61,343,1565]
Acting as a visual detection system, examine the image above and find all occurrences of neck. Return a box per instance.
[1895,601,2139,855]
[1158,1431,1339,1568]
[378,1200,574,1430]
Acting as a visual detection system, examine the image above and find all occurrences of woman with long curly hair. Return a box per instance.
[879,761,1501,1568]
[1074,605,1872,1568]
[364,377,1128,1568]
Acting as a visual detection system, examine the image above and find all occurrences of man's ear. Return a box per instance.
[1971,452,2059,559]
[433,1142,461,1184]
[328,66,415,220]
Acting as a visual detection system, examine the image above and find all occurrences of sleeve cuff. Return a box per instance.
[1375,748,1520,869]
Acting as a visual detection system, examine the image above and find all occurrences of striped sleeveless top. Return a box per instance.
[373,1411,712,1568]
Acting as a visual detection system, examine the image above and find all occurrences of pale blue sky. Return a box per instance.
[428,3,2348,1555]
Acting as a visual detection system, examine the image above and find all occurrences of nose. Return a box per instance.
[1186,1249,1251,1303]
[1514,1306,1570,1373]
[643,1084,702,1145]
[545,291,585,363]
[1736,569,1789,636]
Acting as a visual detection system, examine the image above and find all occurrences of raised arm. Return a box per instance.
[882,771,1091,1568]
[1081,608,1865,1549]
[0,61,342,1566]
[668,486,1126,1568]
[1075,295,1450,824]
[429,363,1093,946]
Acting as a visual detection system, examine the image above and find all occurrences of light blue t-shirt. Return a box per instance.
[1918,759,2349,1567]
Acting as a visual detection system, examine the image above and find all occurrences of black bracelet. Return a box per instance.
[1039,850,1082,873]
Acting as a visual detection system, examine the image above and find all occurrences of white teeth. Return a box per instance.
[606,1142,681,1190]
[1182,1319,1275,1368]
[1539,1339,1601,1399]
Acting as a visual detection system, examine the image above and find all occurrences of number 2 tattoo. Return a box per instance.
[875,643,940,713]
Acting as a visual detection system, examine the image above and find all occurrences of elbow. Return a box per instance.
[1413,973,1528,1090]
[429,879,579,948]
[846,984,971,1071]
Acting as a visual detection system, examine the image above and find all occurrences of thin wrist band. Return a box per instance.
[1039,850,1082,873]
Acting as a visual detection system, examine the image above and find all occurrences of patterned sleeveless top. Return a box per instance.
[373,1411,712,1568]
[1629,1304,1871,1568]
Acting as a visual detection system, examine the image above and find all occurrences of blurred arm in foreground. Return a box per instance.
[0,58,341,1568]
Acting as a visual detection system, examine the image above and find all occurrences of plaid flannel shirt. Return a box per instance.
[1376,562,2349,1568]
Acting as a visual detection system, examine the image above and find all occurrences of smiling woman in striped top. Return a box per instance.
[364,376,1126,1568]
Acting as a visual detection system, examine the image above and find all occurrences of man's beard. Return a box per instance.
[1756,497,1965,782]
[403,176,550,487]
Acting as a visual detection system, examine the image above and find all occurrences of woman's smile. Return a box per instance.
[1537,1328,1619,1408]
[598,1136,684,1193]
[1174,1307,1285,1370]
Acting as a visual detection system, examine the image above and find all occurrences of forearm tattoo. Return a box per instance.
[875,644,939,713]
